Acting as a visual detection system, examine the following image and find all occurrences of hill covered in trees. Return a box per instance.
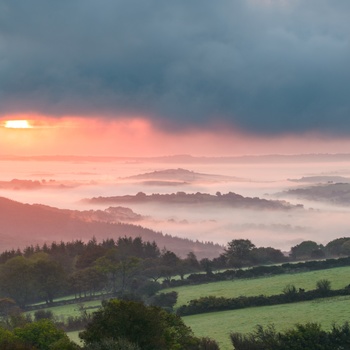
[124,168,244,184]
[0,197,222,258]
[85,191,303,210]
[284,182,350,205]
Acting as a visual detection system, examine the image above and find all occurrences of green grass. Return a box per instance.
[29,291,106,307]
[31,265,350,348]
[67,330,83,345]
[163,266,350,307]
[27,300,102,320]
[184,295,350,350]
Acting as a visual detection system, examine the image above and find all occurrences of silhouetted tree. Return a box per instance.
[290,241,322,260]
[316,279,331,295]
[80,299,198,350]
[0,256,36,307]
[32,255,66,303]
[224,239,255,267]
[325,237,350,256]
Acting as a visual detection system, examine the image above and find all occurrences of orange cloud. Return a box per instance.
[1,114,350,157]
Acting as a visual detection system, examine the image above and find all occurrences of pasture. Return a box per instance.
[67,331,83,345]
[29,265,350,349]
[184,295,350,350]
[163,266,350,307]
[27,299,102,319]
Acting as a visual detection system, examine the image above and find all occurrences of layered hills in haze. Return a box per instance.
[124,168,244,186]
[0,197,222,258]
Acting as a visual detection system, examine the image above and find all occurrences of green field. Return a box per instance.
[67,331,83,345]
[163,266,350,307]
[27,299,102,320]
[184,295,350,350]
[30,265,350,349]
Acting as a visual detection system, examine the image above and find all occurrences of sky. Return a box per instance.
[1,0,350,156]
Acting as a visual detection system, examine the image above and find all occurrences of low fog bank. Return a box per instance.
[2,158,350,251]
[125,204,350,251]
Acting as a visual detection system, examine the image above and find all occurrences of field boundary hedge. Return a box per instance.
[164,256,350,288]
[177,287,350,316]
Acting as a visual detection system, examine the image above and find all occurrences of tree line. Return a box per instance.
[1,236,350,309]
[0,237,200,309]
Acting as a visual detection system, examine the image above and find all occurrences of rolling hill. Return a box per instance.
[0,197,223,258]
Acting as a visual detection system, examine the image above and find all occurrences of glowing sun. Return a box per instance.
[4,120,32,129]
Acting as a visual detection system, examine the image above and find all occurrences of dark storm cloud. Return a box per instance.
[0,0,350,134]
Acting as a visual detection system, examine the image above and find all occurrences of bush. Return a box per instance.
[80,299,199,350]
[0,327,36,350]
[136,280,161,297]
[198,337,220,350]
[14,319,69,350]
[231,322,350,350]
[282,284,298,301]
[316,279,331,295]
[65,315,90,332]
[230,325,279,350]
[34,310,54,321]
[149,291,178,309]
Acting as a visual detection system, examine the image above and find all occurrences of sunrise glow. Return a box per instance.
[4,120,32,129]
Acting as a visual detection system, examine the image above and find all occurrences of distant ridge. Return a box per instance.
[0,197,223,258]
[284,183,350,206]
[125,168,243,183]
[3,153,350,164]
[288,176,350,183]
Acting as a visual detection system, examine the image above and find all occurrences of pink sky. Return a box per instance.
[1,115,350,157]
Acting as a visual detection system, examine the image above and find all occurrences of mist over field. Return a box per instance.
[2,156,350,252]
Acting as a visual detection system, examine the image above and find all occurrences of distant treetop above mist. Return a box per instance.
[85,191,303,211]
[124,168,244,184]
[284,183,350,206]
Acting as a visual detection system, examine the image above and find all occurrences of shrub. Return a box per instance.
[14,319,70,350]
[149,291,178,309]
[198,337,220,350]
[282,284,298,301]
[80,299,198,350]
[316,279,331,295]
[231,322,350,350]
[34,310,54,321]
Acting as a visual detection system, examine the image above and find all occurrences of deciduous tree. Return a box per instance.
[224,239,255,267]
[80,299,198,350]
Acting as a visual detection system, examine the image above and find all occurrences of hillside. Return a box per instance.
[125,168,244,184]
[284,183,350,205]
[288,176,350,184]
[0,197,222,258]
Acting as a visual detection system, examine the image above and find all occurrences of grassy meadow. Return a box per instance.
[163,266,350,308]
[67,331,83,345]
[30,265,350,349]
[27,299,102,320]
[184,295,350,350]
